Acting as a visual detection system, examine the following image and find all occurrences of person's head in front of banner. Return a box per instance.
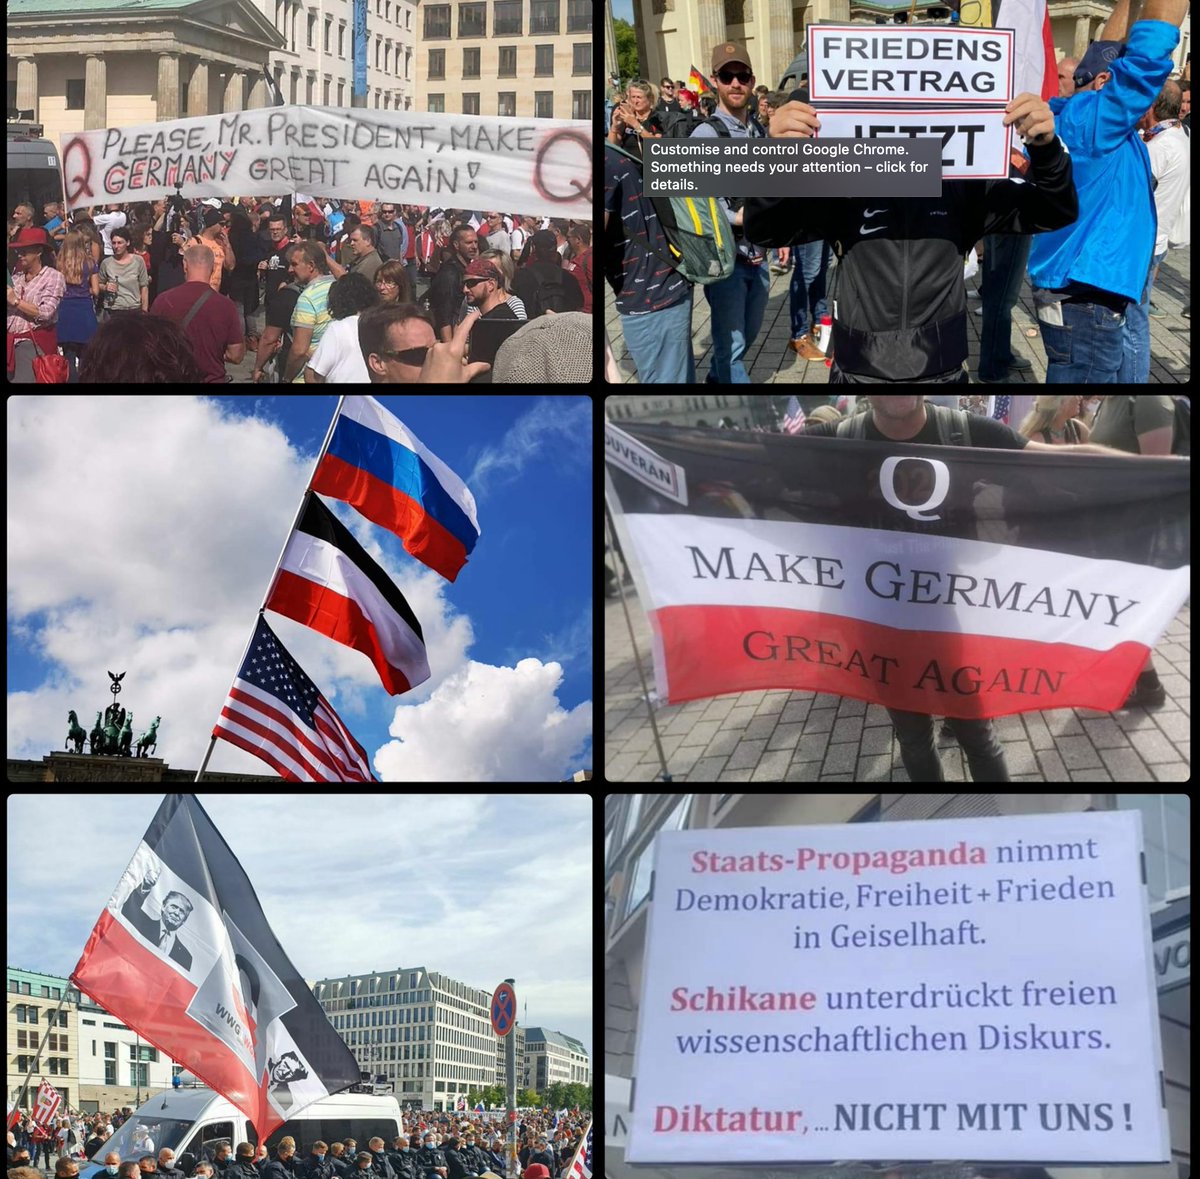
[1027,0,1187,384]
[745,85,1076,383]
[689,42,772,384]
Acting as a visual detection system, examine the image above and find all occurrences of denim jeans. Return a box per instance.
[788,239,831,341]
[704,256,770,383]
[619,291,694,384]
[977,232,1031,380]
[1033,289,1127,383]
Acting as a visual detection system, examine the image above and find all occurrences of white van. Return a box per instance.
[79,1087,404,1179]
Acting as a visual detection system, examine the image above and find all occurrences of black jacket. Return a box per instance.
[744,136,1078,381]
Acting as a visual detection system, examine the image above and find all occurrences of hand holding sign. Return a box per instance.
[1003,92,1055,146]
[769,101,822,139]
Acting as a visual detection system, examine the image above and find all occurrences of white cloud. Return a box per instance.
[375,658,591,781]
[467,396,592,497]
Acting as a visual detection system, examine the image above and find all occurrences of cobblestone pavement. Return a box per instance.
[604,581,1191,782]
[606,245,1191,385]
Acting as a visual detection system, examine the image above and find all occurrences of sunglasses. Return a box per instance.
[717,68,752,85]
[379,346,430,366]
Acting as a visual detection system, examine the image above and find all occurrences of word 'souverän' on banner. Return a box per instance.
[627,812,1170,1164]
[603,423,1190,719]
[72,794,362,1144]
[60,106,591,220]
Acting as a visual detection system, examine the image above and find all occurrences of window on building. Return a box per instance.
[495,0,521,33]
[459,3,486,35]
[530,0,559,33]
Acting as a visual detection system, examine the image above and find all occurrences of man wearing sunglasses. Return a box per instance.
[688,42,770,384]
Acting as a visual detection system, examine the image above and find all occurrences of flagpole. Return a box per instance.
[195,395,348,782]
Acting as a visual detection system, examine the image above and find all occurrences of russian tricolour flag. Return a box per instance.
[311,395,481,582]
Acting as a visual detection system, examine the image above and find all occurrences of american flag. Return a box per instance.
[565,1121,592,1179]
[32,1080,61,1131]
[213,615,376,782]
[990,394,1012,425]
[782,396,806,435]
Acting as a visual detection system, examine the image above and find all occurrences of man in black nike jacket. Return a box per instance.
[744,92,1078,383]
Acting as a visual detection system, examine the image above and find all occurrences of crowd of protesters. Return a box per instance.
[8,195,592,384]
[8,1104,589,1179]
[604,0,1190,385]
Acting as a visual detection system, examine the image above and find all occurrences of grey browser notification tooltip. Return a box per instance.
[643,138,943,198]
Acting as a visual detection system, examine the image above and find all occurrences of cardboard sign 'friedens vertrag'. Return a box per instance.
[627,811,1168,1164]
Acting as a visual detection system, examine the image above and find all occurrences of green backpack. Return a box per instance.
[606,140,735,285]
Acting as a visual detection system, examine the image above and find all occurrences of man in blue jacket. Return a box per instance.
[1026,0,1186,382]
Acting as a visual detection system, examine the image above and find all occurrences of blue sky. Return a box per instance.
[7,793,593,1058]
[7,395,592,781]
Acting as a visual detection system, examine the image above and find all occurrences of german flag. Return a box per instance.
[687,64,714,94]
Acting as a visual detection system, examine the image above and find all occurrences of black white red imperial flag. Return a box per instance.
[71,795,361,1143]
[604,421,1191,719]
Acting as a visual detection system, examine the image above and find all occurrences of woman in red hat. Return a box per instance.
[7,226,66,382]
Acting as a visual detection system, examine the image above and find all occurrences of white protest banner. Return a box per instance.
[815,107,1013,179]
[60,106,590,220]
[627,811,1169,1164]
[809,26,1013,104]
[604,421,689,507]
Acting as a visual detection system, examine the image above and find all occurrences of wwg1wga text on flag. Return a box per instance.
[604,422,1190,719]
[71,794,363,1144]
[267,493,430,696]
[310,394,481,583]
[213,614,376,782]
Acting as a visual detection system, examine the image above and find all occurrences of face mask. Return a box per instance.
[314,1156,325,1162]
[107,1168,119,1176]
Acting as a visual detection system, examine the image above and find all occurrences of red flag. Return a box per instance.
[71,795,363,1144]
[266,495,430,696]
[32,1081,61,1132]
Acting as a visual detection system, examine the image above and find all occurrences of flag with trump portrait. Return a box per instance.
[71,795,363,1145]
[604,419,1190,719]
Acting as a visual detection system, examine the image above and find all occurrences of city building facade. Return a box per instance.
[522,1027,591,1089]
[312,966,502,1110]
[7,968,79,1110]
[414,0,592,119]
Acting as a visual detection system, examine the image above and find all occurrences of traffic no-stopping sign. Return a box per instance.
[491,981,516,1036]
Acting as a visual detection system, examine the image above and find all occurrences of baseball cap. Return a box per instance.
[1073,40,1124,88]
[712,42,753,74]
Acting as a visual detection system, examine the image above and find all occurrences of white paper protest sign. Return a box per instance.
[627,811,1169,1164]
[809,26,1013,104]
[59,106,591,219]
[815,107,1014,179]
[604,421,689,506]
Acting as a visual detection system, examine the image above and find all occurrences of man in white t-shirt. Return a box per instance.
[1143,79,1190,317]
[92,204,128,256]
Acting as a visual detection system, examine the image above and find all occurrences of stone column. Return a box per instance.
[15,57,38,118]
[157,53,181,121]
[84,54,107,130]
[1074,15,1090,58]
[248,72,270,109]
[188,58,210,116]
[695,0,725,70]
[223,68,245,113]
